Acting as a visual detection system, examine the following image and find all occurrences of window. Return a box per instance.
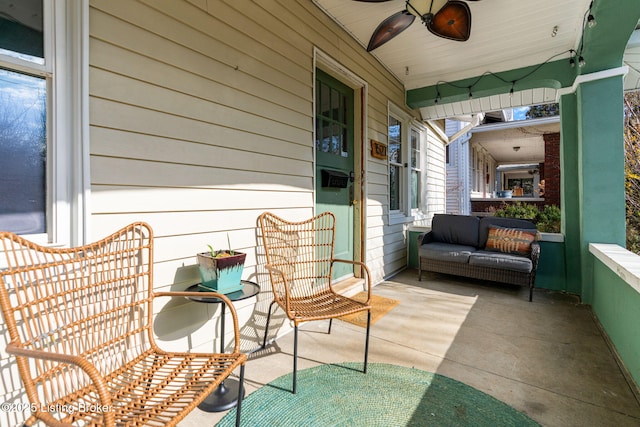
[0,1,87,245]
[410,128,421,211]
[388,104,425,223]
[389,115,402,212]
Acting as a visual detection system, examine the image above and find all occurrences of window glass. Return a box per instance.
[0,69,47,234]
[389,116,402,211]
[0,1,44,64]
[389,117,401,163]
[410,129,420,210]
[316,78,349,157]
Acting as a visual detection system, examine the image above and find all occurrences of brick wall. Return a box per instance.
[543,132,561,208]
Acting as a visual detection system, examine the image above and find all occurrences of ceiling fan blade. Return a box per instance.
[367,10,415,52]
[427,0,471,42]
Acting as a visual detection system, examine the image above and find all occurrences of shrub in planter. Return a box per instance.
[197,244,246,294]
[536,205,561,233]
[493,202,561,233]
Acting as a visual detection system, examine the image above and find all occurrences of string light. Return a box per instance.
[578,55,586,67]
[569,49,576,67]
[587,1,596,28]
[425,1,594,104]
[432,49,573,105]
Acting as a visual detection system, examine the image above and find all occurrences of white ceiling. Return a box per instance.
[471,118,560,164]
[314,0,591,90]
[0,0,42,32]
[314,0,640,120]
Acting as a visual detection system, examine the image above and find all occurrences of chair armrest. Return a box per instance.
[6,343,114,425]
[331,259,372,303]
[154,291,242,354]
[530,242,541,271]
[263,264,292,313]
[418,231,434,246]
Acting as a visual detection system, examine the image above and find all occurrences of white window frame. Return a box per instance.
[0,0,89,246]
[388,103,426,225]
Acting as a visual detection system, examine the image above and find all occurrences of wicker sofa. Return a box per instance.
[418,214,540,301]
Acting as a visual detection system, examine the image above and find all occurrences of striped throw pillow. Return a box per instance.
[485,226,537,255]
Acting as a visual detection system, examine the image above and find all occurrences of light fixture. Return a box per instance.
[406,0,449,24]
[578,55,586,67]
[569,50,576,67]
[513,146,520,152]
[407,0,472,42]
[361,0,476,51]
[587,1,596,28]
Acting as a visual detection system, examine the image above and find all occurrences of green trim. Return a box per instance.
[406,59,575,109]
[579,0,640,74]
[592,258,640,389]
[406,1,640,109]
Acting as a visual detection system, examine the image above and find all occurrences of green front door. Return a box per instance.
[315,69,355,280]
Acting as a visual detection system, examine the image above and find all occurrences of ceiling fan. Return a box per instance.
[355,0,481,52]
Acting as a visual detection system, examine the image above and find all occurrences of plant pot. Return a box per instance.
[196,251,246,294]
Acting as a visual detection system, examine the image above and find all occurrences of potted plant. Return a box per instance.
[196,236,246,294]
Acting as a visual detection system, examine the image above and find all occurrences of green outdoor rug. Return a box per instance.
[217,362,540,427]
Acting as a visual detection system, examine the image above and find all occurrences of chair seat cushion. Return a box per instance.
[468,250,533,273]
[419,242,477,263]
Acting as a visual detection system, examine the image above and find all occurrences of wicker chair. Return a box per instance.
[258,212,372,394]
[0,223,246,427]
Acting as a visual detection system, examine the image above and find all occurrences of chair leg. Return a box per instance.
[235,364,245,427]
[363,310,371,374]
[327,318,333,334]
[293,325,298,394]
[262,300,277,348]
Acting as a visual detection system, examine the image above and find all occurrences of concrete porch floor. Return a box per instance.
[180,269,640,426]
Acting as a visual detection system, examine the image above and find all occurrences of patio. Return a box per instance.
[181,269,640,427]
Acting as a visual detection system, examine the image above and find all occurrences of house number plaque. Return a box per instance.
[370,140,387,159]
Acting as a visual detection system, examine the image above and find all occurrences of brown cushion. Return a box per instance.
[485,226,537,255]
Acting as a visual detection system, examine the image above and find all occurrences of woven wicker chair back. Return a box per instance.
[259,212,337,302]
[0,223,154,418]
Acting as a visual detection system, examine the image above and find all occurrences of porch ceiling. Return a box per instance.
[314,0,640,120]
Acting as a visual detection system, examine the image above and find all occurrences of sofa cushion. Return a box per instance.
[431,214,480,248]
[468,250,533,273]
[478,216,537,249]
[419,242,477,264]
[485,226,537,256]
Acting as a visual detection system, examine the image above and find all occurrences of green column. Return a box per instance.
[560,75,626,303]
[559,93,581,296]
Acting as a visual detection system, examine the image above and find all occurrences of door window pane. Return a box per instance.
[316,78,349,157]
[0,69,47,234]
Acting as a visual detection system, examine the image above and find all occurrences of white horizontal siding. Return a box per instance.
[1,0,439,417]
[85,0,424,349]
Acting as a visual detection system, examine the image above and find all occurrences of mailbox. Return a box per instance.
[321,169,349,188]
